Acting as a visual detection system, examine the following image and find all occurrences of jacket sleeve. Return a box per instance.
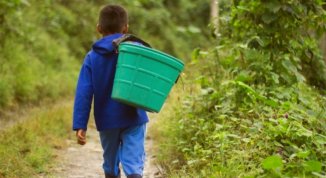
[73,54,94,131]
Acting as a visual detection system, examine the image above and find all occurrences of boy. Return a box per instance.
[73,4,148,178]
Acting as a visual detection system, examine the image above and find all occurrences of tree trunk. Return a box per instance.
[321,34,326,63]
[210,0,219,37]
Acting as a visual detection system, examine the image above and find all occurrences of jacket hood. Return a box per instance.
[92,33,124,55]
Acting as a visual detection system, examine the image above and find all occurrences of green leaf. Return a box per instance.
[294,72,306,82]
[237,5,250,11]
[21,0,30,6]
[191,48,201,62]
[262,13,278,24]
[235,71,252,82]
[235,81,257,95]
[263,98,278,108]
[281,59,297,73]
[227,134,241,139]
[304,160,322,172]
[176,26,187,33]
[248,36,265,47]
[266,1,282,13]
[297,150,310,159]
[271,72,280,84]
[262,155,283,170]
[188,25,201,33]
[312,172,326,178]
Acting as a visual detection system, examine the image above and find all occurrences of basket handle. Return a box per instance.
[113,34,152,49]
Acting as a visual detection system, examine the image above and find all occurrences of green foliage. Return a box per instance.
[0,0,82,109]
[220,0,326,88]
[0,101,72,177]
[158,0,326,177]
[262,155,283,177]
[0,0,211,109]
[262,155,283,170]
[0,0,211,177]
[108,0,212,59]
[165,78,326,177]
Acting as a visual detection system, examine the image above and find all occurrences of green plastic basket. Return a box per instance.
[111,43,184,112]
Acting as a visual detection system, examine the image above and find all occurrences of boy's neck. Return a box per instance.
[101,32,124,37]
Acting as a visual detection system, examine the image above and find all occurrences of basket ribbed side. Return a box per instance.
[112,43,184,112]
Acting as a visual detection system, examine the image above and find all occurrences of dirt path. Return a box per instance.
[53,121,162,178]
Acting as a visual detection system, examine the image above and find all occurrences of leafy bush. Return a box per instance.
[158,0,326,177]
[220,0,326,88]
[167,77,326,177]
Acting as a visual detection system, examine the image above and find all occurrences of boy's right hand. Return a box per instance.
[76,129,87,145]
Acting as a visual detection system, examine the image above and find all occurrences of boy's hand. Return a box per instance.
[76,129,87,145]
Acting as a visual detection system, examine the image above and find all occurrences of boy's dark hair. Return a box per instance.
[98,5,128,34]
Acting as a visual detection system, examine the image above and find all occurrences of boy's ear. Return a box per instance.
[96,24,102,34]
[122,24,129,34]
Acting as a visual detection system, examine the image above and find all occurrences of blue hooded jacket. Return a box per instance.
[73,33,148,131]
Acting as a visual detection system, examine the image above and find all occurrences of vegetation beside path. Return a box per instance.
[0,1,207,177]
[0,100,73,178]
[2,0,325,178]
[155,1,326,177]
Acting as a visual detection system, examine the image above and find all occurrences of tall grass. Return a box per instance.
[0,100,73,178]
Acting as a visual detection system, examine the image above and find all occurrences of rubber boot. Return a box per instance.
[127,174,142,178]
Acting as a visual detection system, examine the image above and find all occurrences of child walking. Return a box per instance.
[72,4,148,178]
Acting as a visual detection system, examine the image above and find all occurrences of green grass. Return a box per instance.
[0,100,73,178]
[148,83,192,177]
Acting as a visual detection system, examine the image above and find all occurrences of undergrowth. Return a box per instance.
[0,101,73,178]
[160,77,326,177]
[157,1,326,177]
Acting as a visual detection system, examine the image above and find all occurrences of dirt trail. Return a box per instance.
[54,121,162,178]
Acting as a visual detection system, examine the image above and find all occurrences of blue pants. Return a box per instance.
[99,123,146,176]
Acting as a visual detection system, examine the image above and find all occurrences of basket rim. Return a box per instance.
[119,42,185,70]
